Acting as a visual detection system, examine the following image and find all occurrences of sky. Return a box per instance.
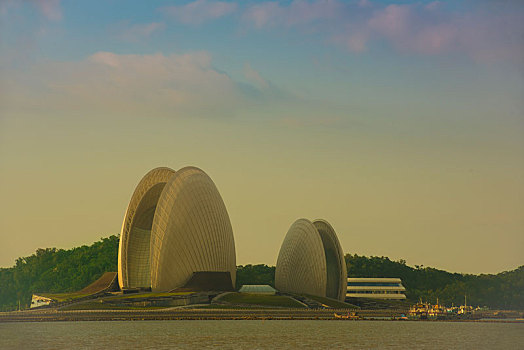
[1,0,523,274]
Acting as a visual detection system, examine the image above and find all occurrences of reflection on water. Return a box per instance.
[1,320,522,350]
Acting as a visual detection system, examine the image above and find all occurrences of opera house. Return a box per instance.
[275,219,347,301]
[117,167,236,292]
[118,166,349,301]
[29,165,413,312]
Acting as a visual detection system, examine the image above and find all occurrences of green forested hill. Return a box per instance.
[0,236,119,311]
[345,254,524,309]
[0,236,522,311]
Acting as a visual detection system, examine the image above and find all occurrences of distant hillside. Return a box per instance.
[0,235,522,311]
[345,254,524,309]
[0,236,119,311]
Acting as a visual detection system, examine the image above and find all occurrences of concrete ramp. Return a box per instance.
[78,272,119,294]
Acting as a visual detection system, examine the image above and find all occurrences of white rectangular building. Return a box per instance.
[346,278,406,300]
[30,294,53,308]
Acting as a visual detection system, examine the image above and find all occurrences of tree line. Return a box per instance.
[0,235,522,310]
[0,236,119,311]
[345,254,524,309]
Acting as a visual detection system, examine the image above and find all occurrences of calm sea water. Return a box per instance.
[1,320,522,350]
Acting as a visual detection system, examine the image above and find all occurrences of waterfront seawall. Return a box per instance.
[1,308,402,322]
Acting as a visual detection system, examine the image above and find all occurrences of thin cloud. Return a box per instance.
[3,49,344,125]
[243,0,340,28]
[358,0,371,8]
[366,4,457,55]
[1,0,62,21]
[243,2,282,28]
[162,0,237,25]
[243,63,269,90]
[363,2,524,61]
[3,51,240,117]
[114,22,165,42]
[241,0,524,63]
[33,0,62,21]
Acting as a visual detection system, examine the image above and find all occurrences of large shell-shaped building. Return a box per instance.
[117,166,236,292]
[275,219,347,301]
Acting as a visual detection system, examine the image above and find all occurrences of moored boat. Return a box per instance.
[334,311,361,320]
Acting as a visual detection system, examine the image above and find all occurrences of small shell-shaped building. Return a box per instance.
[117,166,236,292]
[275,219,347,301]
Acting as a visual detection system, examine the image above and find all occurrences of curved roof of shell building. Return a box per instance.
[275,219,347,301]
[117,166,236,292]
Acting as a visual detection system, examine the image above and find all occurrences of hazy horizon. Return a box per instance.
[1,0,523,274]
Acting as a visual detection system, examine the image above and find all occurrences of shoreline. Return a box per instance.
[2,309,523,323]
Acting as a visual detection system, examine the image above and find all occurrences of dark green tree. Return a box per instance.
[0,235,119,311]
[235,264,276,290]
[345,253,523,309]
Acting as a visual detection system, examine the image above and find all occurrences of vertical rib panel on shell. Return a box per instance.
[118,167,176,289]
[150,167,236,292]
[313,219,347,301]
[275,219,327,298]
